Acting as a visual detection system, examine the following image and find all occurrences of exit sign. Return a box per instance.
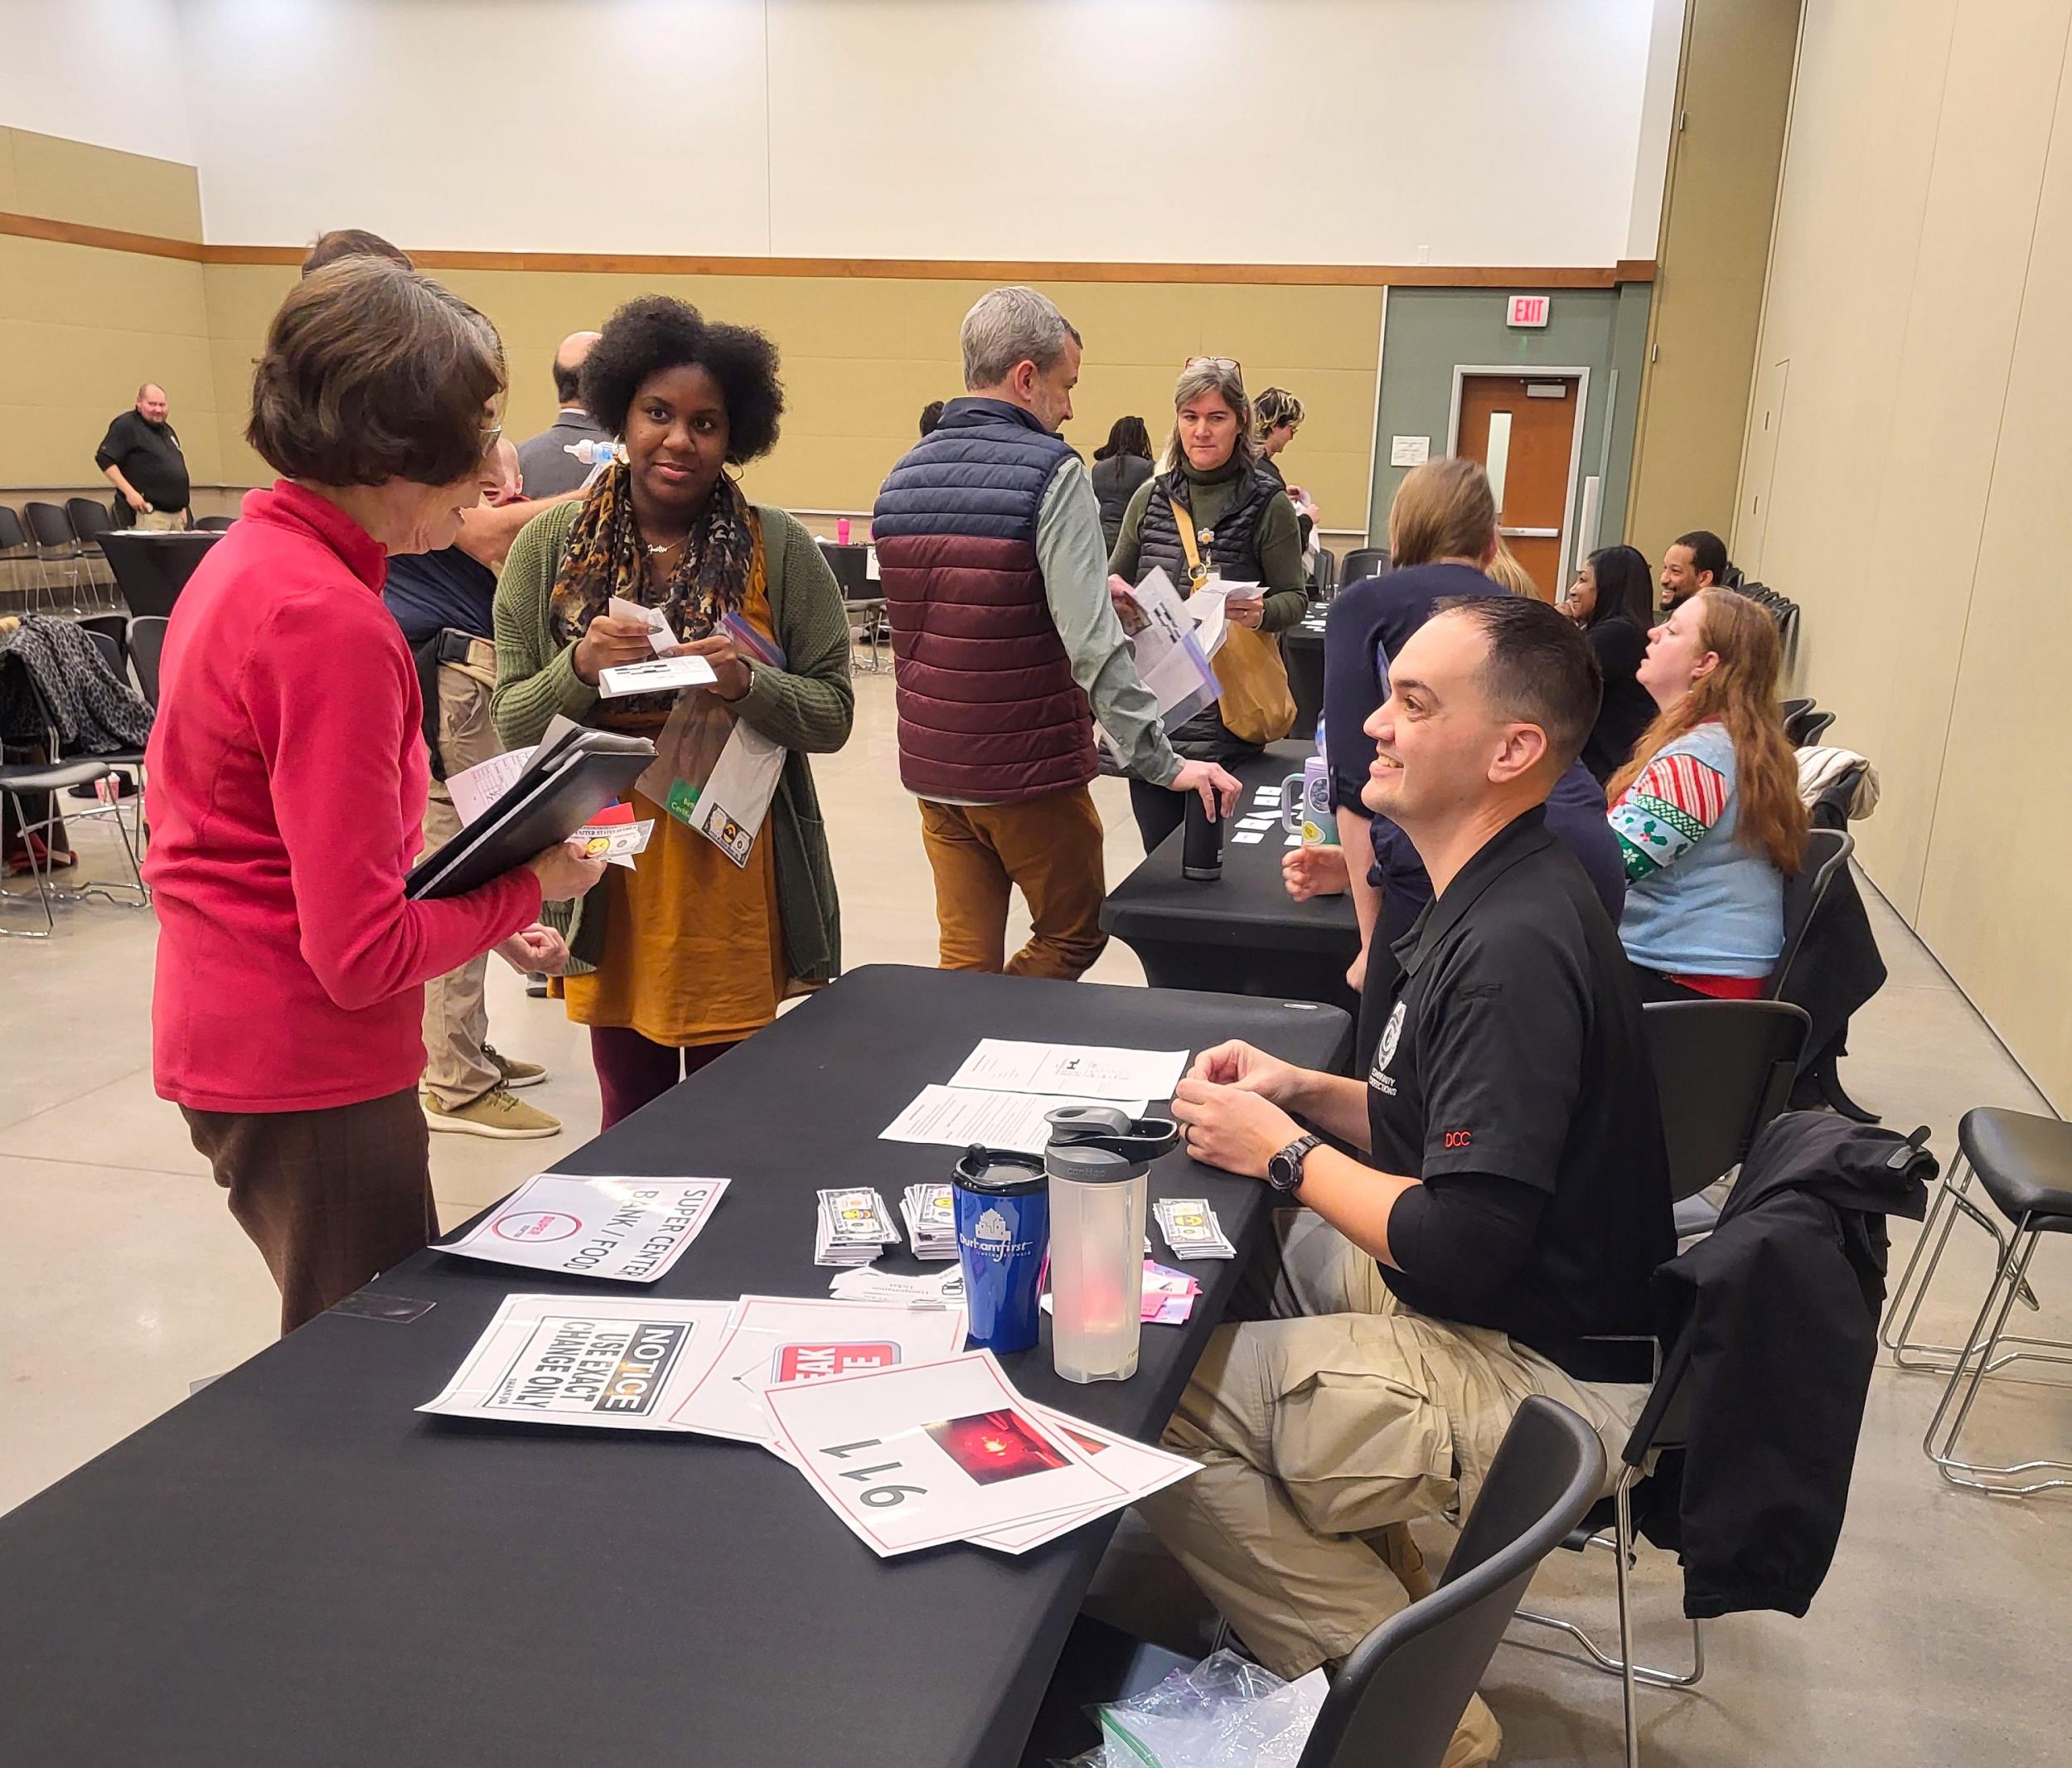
[1506,293,1551,328]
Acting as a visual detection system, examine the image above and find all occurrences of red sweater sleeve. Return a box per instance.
[244,593,543,1013]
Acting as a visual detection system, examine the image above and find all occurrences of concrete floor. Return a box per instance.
[2,665,2068,1764]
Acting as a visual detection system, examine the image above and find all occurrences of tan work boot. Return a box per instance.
[424,1087,560,1139]
[1442,1693,1503,1766]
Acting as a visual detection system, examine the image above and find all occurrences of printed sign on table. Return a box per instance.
[419,1295,737,1431]
[438,1174,729,1283]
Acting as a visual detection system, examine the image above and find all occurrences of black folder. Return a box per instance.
[406,743,653,900]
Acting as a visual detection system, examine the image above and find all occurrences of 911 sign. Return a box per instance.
[1506,294,1551,328]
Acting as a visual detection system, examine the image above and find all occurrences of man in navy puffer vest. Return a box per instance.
[874,287,1238,979]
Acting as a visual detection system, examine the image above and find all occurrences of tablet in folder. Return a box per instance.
[406,741,655,900]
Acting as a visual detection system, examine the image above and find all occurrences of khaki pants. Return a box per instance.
[917,786,1108,981]
[1139,1212,1648,1682]
[133,509,186,531]
[420,650,502,1108]
[182,1087,434,1335]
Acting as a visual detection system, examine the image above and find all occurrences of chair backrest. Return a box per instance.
[128,615,170,708]
[1310,547,1337,594]
[194,515,236,531]
[0,505,29,550]
[65,498,116,544]
[1644,999,1810,1202]
[1779,695,1813,725]
[1790,708,1836,746]
[22,501,78,550]
[1341,546,1389,584]
[80,626,126,681]
[1769,827,1852,1003]
[1296,1397,1605,1768]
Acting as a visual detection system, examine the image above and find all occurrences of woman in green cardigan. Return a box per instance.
[493,296,852,1128]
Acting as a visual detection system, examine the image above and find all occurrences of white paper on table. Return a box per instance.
[438,1174,729,1283]
[668,1296,968,1446]
[608,593,677,654]
[971,1406,1201,1553]
[448,746,535,828]
[828,1265,966,1308]
[598,654,719,699]
[690,719,786,869]
[762,1351,1130,1557]
[418,1293,736,1430]
[880,1086,1149,1157]
[949,1039,1188,1104]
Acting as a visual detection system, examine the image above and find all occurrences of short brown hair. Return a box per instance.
[1435,594,1602,771]
[301,228,413,278]
[1387,457,1498,569]
[247,259,505,488]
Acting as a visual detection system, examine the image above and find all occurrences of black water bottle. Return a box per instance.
[1182,791,1223,882]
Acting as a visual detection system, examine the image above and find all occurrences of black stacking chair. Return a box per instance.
[1022,1398,1604,1768]
[1340,546,1389,584]
[0,663,144,936]
[1769,829,1852,1008]
[65,497,119,604]
[127,615,170,710]
[1647,1000,1810,1238]
[1786,706,1835,746]
[1309,546,1337,598]
[21,501,85,613]
[1884,1108,2072,1495]
[193,515,236,531]
[0,505,38,609]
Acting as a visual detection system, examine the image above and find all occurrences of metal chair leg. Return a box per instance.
[0,795,60,937]
[1885,1158,2060,1378]
[1924,1229,2072,1495]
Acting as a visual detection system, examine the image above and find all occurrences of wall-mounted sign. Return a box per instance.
[1506,293,1551,328]
[1389,435,1431,467]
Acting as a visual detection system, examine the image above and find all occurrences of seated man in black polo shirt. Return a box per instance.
[1148,595,1673,1767]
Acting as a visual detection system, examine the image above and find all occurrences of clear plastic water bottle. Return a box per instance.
[1043,1107,1179,1383]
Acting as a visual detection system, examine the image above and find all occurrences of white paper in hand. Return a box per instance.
[608,593,676,654]
[438,1174,729,1283]
[418,1294,735,1430]
[598,654,719,698]
[762,1351,1128,1557]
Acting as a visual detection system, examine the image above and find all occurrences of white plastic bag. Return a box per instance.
[1062,1649,1329,1766]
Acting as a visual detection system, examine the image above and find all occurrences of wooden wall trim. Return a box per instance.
[0,210,205,261]
[1,211,1657,287]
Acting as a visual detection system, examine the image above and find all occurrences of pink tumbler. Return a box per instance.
[837,517,851,545]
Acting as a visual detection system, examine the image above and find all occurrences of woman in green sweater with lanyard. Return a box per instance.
[1109,356,1309,850]
[493,296,851,1129]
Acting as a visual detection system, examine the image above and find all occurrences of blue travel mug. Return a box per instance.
[950,1146,1051,1355]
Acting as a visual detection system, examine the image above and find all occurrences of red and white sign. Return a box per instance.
[1506,293,1551,328]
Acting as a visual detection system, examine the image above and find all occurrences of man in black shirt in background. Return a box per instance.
[95,384,189,529]
[1149,596,1673,1768]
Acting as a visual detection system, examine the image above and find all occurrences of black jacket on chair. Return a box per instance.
[1646,1112,1934,1619]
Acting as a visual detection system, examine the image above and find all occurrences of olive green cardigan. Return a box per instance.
[491,498,854,983]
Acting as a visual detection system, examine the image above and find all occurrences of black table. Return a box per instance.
[0,965,1348,1768]
[1284,609,1327,741]
[98,528,220,616]
[1102,742,1362,1020]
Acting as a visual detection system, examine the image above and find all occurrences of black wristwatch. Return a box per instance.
[1266,1134,1322,1195]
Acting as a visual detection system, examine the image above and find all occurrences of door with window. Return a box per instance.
[1453,374,1583,599]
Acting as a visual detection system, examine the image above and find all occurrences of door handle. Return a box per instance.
[1497,527,1558,539]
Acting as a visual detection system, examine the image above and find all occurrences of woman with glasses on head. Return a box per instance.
[1561,542,1658,784]
[493,295,853,1131]
[1108,356,1309,850]
[144,259,606,1334]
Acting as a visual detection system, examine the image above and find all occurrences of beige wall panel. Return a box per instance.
[4,127,202,240]
[193,264,1380,525]
[1914,43,2072,1107]
[0,132,20,214]
[1624,0,1800,564]
[1828,0,2069,915]
[2,233,209,336]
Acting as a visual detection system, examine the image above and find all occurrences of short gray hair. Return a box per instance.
[960,286,1081,390]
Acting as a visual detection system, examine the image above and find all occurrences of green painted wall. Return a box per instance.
[1363,283,1653,571]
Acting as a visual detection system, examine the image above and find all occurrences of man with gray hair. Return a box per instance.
[874,286,1238,981]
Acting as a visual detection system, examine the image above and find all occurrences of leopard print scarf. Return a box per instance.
[549,460,759,714]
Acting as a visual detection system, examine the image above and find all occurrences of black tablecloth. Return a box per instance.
[0,965,1348,1768]
[1284,612,1327,742]
[1101,742,1362,1019]
[99,528,219,617]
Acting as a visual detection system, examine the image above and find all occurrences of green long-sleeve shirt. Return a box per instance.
[1109,458,1310,635]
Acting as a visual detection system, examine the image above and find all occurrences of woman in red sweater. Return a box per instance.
[144,259,605,1333]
